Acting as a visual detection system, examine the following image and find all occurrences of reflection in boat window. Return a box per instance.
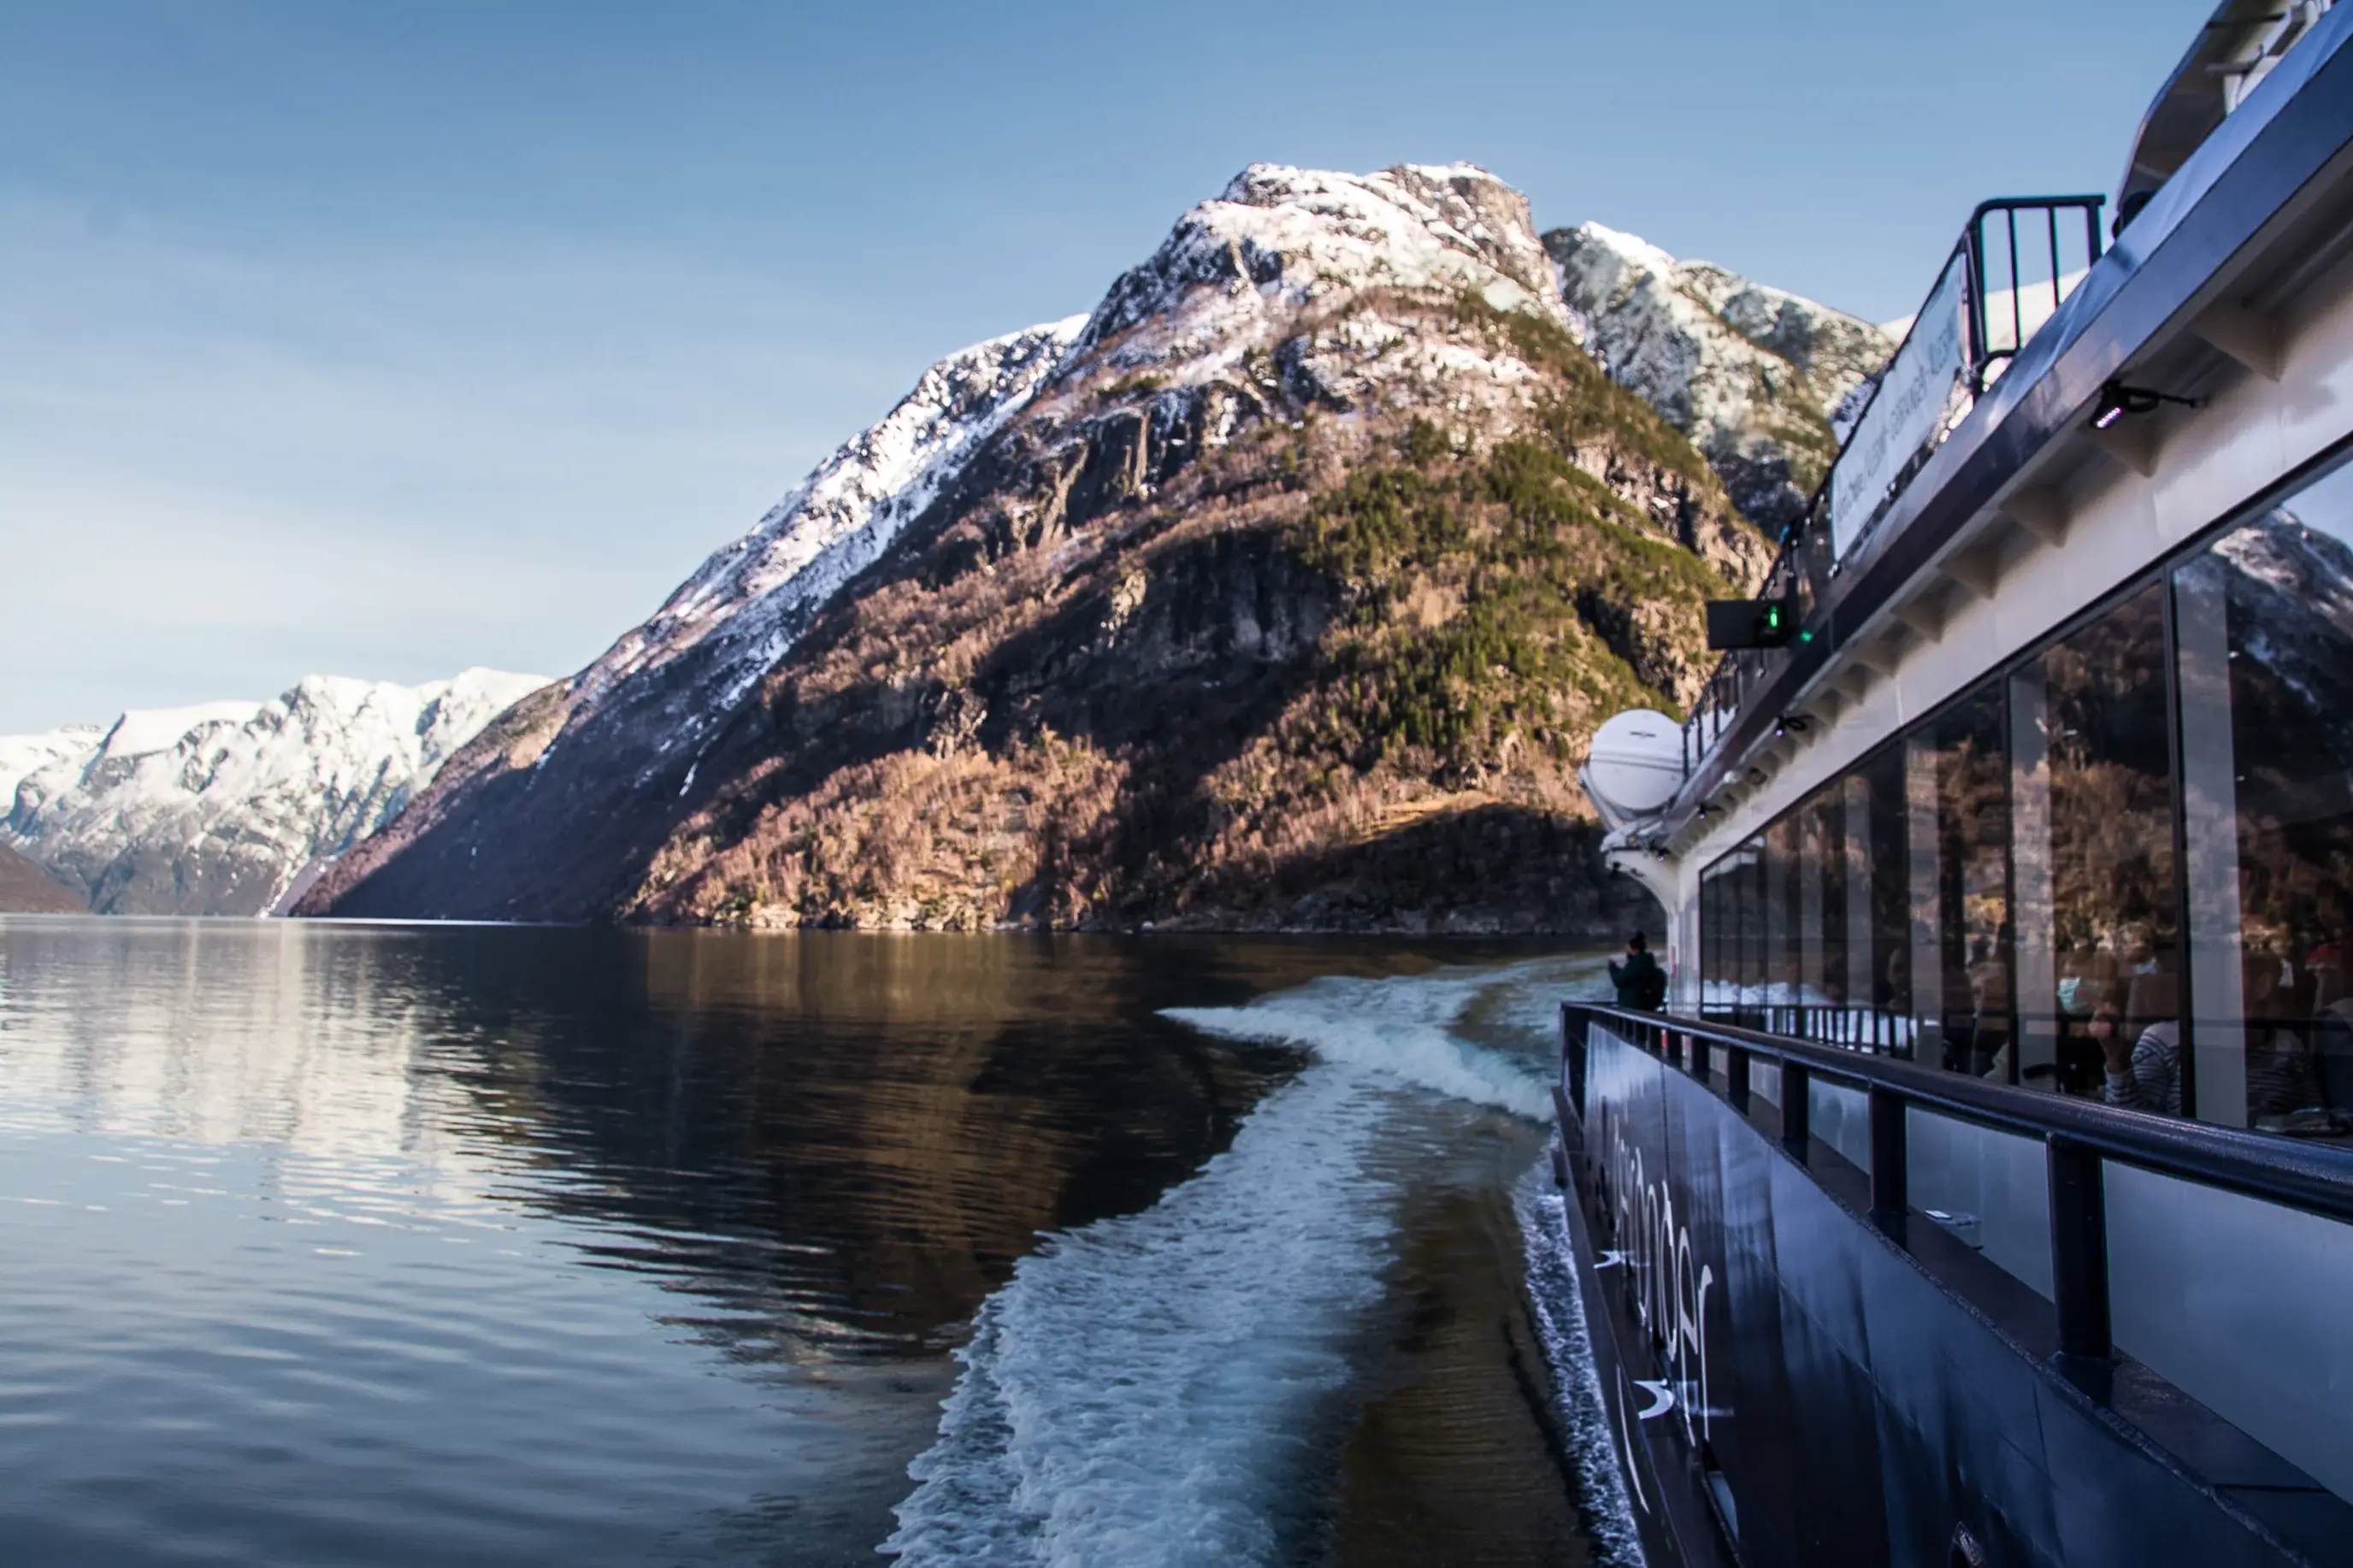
[1696,448,2353,1142]
[2179,458,2353,1133]
[2013,582,2180,1105]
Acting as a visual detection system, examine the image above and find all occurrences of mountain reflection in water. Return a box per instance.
[0,919,1592,1566]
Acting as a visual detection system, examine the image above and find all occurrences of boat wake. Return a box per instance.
[1516,1153,1646,1565]
[1161,964,1562,1120]
[882,957,1612,1565]
[881,1065,1401,1565]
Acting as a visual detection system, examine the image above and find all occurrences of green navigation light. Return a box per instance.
[1704,596,1799,650]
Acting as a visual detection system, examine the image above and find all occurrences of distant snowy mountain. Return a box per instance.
[2,669,547,916]
[1544,221,1894,533]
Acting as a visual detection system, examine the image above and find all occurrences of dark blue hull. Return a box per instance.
[1551,1012,2349,1567]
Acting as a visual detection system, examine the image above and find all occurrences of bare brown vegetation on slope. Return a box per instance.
[624,292,1766,933]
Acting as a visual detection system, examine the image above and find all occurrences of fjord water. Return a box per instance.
[0,918,1605,1566]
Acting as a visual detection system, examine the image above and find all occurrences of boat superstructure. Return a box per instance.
[1556,5,2353,1564]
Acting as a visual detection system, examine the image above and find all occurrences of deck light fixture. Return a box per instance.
[2089,380,2201,431]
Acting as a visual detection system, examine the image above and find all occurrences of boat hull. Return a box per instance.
[1554,1017,2329,1567]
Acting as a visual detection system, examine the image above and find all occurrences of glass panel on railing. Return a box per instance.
[1808,1077,1872,1170]
[2108,1163,2353,1501]
[1827,250,1971,561]
[1903,1107,2052,1299]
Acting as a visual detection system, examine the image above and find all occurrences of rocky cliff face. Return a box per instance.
[1545,222,1893,536]
[3,669,545,916]
[309,165,1772,933]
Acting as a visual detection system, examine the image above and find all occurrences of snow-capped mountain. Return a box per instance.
[575,320,1087,725]
[304,163,1777,932]
[3,669,546,916]
[1545,221,1894,533]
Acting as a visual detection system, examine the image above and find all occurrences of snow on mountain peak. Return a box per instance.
[102,701,267,761]
[1,669,545,916]
[1068,162,1561,388]
[576,316,1088,720]
[1544,220,1893,533]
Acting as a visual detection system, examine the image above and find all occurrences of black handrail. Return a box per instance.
[1560,1002,2353,1229]
[1562,999,2353,1412]
[1964,196,2108,394]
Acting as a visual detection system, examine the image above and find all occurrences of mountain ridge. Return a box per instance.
[1544,221,1894,535]
[306,163,1847,933]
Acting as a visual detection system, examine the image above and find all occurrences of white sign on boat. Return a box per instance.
[1829,251,1971,560]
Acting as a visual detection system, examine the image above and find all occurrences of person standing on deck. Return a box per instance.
[1611,933,1666,1011]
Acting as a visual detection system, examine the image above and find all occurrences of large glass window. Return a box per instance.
[1803,786,1840,1014]
[1737,835,1764,1018]
[1687,443,2353,1146]
[1857,746,1912,1027]
[2176,461,2353,1133]
[2009,586,2180,1101]
[1914,683,2013,1078]
[1764,816,1796,1013]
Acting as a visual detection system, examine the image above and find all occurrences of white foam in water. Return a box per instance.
[1517,1153,1646,1566]
[885,957,1618,1565]
[1161,959,1589,1122]
[882,1066,1402,1565]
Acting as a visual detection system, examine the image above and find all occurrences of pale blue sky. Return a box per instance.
[1,1,2212,732]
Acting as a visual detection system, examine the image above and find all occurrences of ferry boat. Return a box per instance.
[1552,4,2353,1563]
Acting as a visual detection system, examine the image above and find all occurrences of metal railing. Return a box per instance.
[1560,1001,2353,1370]
[1966,197,2108,393]
[1698,1001,1912,1056]
[1675,196,2105,783]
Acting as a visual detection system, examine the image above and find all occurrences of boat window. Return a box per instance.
[1802,785,1839,1025]
[2009,584,2181,1105]
[1766,815,1799,1015]
[1700,866,1722,1013]
[1859,746,1912,1029]
[2175,459,2353,1136]
[1737,835,1765,1017]
[1689,449,2353,1145]
[1911,683,2012,1080]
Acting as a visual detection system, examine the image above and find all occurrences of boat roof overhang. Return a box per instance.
[2117,0,2343,230]
[1643,2,2353,857]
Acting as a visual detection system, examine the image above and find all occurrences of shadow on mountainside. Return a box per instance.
[1164,802,1656,937]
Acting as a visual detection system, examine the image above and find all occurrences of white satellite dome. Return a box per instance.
[1583,709,1685,820]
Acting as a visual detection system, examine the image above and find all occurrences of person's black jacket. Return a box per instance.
[1610,950,1666,1011]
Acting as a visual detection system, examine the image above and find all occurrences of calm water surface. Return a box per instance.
[0,918,1607,1565]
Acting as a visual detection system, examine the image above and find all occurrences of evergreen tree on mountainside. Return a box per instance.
[306,164,1870,934]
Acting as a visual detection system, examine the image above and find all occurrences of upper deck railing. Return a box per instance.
[1678,197,2105,783]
